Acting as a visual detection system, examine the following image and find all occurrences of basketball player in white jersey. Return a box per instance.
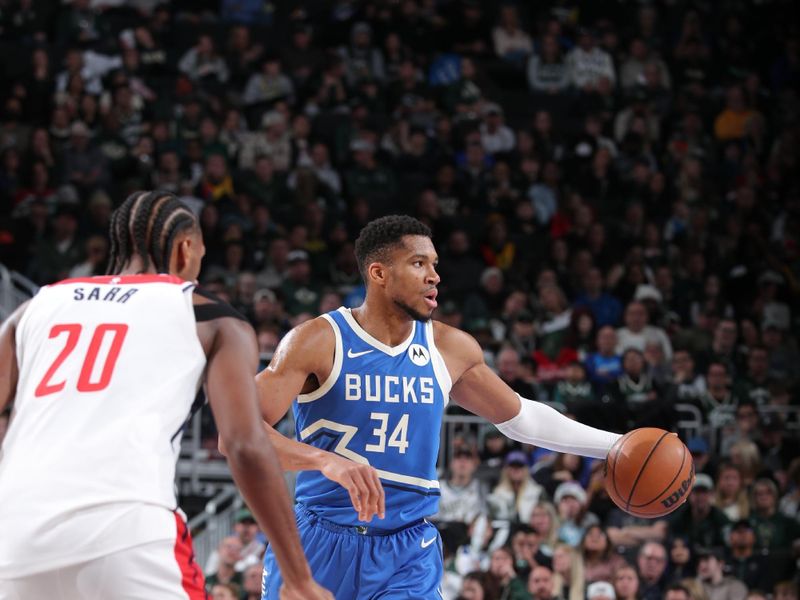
[0,191,331,600]
[248,215,625,599]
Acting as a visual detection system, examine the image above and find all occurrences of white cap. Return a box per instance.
[554,481,587,505]
[634,284,662,303]
[587,581,616,599]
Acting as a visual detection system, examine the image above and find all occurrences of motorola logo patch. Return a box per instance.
[408,344,430,366]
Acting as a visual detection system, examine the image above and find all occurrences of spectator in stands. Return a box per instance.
[495,345,537,398]
[664,583,693,600]
[205,535,243,588]
[575,268,623,328]
[727,440,761,488]
[670,349,707,406]
[586,580,616,600]
[27,203,83,285]
[696,547,747,600]
[668,474,730,550]
[479,104,516,157]
[613,564,640,600]
[240,563,262,600]
[712,461,750,520]
[487,546,529,600]
[725,519,773,592]
[773,581,799,600]
[617,301,673,361]
[550,542,584,600]
[528,565,557,600]
[527,34,571,97]
[178,34,229,89]
[459,570,494,600]
[492,5,533,65]
[488,451,545,523]
[666,536,695,583]
[529,502,560,559]
[511,524,551,582]
[567,28,616,93]
[436,447,486,526]
[231,509,265,571]
[242,55,295,108]
[584,326,623,393]
[580,524,627,583]
[636,541,669,600]
[697,362,736,415]
[210,582,240,600]
[554,481,598,546]
[606,497,667,561]
[749,478,800,560]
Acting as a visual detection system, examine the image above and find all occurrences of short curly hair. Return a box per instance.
[354,215,432,282]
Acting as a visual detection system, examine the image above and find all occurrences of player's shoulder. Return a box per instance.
[279,315,336,352]
[431,320,483,362]
[192,287,248,323]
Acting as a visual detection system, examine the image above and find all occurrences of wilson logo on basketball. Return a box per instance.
[661,466,695,508]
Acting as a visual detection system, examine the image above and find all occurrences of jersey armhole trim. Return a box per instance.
[297,314,342,403]
[426,321,452,407]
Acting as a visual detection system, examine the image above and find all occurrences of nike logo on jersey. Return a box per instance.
[347,348,374,358]
[421,536,437,549]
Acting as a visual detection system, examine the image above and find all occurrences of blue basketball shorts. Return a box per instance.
[261,505,443,600]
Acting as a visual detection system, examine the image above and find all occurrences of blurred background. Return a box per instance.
[0,1,798,599]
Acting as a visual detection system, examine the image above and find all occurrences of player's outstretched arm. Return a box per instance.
[206,317,331,600]
[435,322,622,459]
[253,317,385,522]
[0,302,28,413]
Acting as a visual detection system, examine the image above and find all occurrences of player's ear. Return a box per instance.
[367,261,388,287]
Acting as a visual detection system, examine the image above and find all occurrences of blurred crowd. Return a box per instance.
[0,0,799,599]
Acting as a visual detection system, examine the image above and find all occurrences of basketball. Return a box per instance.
[605,428,695,518]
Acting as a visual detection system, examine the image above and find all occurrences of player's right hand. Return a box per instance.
[320,453,386,522]
[280,579,334,600]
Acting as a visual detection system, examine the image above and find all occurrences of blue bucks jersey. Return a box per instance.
[293,307,451,530]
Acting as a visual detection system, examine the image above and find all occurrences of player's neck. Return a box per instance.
[118,256,156,275]
[351,301,414,347]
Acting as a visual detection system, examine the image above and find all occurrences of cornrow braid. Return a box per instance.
[130,191,164,272]
[107,190,147,274]
[107,190,197,274]
[148,196,195,272]
[159,210,196,273]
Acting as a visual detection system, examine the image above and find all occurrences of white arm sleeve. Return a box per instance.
[495,396,623,459]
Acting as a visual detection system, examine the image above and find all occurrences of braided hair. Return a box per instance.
[107,190,198,274]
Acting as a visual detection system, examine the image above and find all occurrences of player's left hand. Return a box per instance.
[320,454,385,522]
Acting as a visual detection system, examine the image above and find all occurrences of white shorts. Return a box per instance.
[0,515,206,600]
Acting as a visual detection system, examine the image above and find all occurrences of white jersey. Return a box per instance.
[0,274,206,577]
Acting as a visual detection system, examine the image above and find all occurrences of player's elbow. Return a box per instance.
[221,429,270,464]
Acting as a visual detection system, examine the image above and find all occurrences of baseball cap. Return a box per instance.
[731,519,753,531]
[695,546,723,561]
[453,447,475,459]
[634,284,663,303]
[761,413,784,432]
[70,121,90,137]
[287,249,309,264]
[235,508,256,524]
[686,437,709,454]
[254,288,277,303]
[261,110,285,128]
[554,481,588,505]
[504,450,529,467]
[693,473,714,491]
[587,581,616,599]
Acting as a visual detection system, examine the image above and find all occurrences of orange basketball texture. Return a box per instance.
[605,428,695,518]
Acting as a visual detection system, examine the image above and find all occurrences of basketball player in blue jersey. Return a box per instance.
[251,216,625,599]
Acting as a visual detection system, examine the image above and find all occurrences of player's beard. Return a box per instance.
[393,297,432,322]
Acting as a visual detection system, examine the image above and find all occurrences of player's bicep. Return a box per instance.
[451,363,522,424]
[255,318,334,426]
[0,302,28,412]
[205,320,263,443]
